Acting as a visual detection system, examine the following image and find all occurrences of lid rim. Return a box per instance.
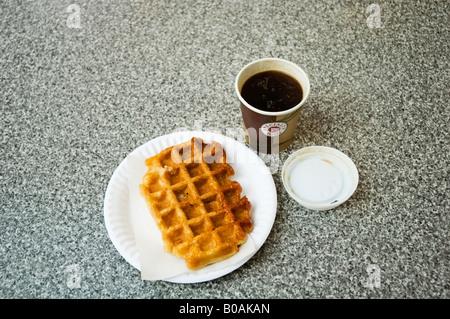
[281,146,359,211]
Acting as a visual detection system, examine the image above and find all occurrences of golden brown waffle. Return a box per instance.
[139,137,253,270]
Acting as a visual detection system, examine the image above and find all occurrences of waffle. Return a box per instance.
[139,137,253,270]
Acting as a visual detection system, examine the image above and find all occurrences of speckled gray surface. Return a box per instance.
[0,0,448,298]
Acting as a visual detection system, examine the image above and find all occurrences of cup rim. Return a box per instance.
[235,58,310,117]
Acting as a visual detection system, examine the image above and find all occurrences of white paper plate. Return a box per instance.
[104,131,277,283]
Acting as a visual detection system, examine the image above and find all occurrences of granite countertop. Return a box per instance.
[0,0,448,298]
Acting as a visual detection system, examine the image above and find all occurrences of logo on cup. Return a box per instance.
[261,122,287,137]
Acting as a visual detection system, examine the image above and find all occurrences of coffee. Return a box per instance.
[241,70,303,112]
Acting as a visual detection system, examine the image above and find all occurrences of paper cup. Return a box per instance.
[235,58,310,153]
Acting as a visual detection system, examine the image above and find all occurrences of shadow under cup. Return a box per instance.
[235,58,310,153]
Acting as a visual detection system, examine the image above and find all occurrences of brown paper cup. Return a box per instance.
[235,58,310,153]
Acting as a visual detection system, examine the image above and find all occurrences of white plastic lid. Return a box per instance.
[282,146,359,211]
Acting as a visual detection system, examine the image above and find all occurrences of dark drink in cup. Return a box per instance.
[235,58,310,153]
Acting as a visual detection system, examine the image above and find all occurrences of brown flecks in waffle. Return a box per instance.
[139,137,253,270]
